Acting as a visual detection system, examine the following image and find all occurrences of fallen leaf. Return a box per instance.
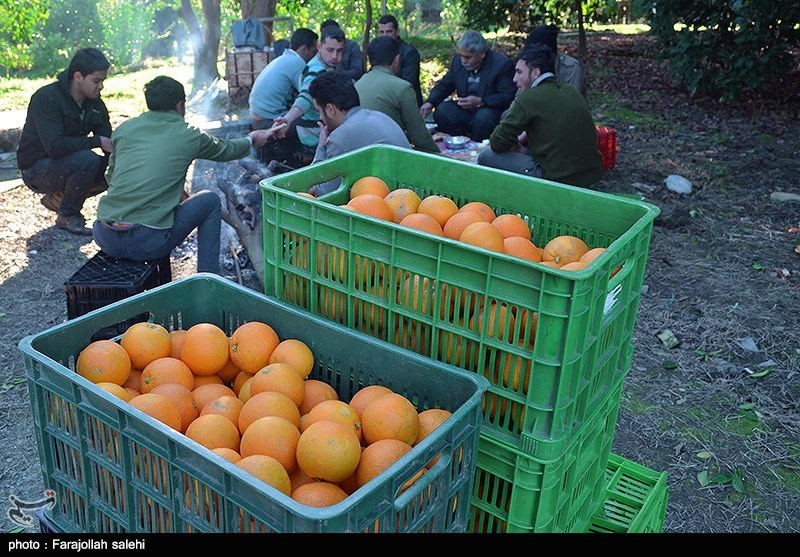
[736,337,759,352]
[788,227,799,233]
[697,450,713,459]
[657,329,680,349]
[662,360,678,370]
[697,470,710,487]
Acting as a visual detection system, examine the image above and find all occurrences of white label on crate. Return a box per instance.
[604,284,623,315]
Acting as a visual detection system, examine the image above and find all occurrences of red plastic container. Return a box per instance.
[596,126,617,170]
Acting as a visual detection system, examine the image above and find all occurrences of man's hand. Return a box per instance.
[99,136,112,153]
[420,102,434,118]
[249,129,271,148]
[317,121,330,147]
[456,96,482,112]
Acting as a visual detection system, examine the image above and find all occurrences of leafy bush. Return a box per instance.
[649,0,800,102]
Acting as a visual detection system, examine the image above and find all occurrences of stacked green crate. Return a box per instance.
[261,145,660,532]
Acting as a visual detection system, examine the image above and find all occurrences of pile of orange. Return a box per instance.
[341,176,608,273]
[75,318,452,511]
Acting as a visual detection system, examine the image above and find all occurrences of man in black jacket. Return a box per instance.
[420,30,515,141]
[16,48,112,235]
[377,14,423,106]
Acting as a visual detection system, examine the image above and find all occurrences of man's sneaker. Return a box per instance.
[40,192,63,213]
[56,215,93,236]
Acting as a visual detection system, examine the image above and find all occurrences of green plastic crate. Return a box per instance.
[469,379,623,533]
[587,453,669,533]
[18,274,488,533]
[261,145,659,458]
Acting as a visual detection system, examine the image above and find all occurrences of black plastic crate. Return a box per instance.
[63,251,172,340]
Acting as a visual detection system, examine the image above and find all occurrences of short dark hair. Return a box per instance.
[320,19,338,31]
[144,75,185,112]
[367,36,400,67]
[290,28,318,51]
[309,70,359,112]
[378,14,398,29]
[525,24,559,53]
[320,24,345,44]
[517,43,556,75]
[67,48,110,79]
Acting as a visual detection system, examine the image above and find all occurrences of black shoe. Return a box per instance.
[56,215,93,236]
[40,192,63,213]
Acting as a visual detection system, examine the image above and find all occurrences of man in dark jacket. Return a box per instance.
[321,19,364,81]
[377,14,423,106]
[420,30,515,141]
[16,48,113,235]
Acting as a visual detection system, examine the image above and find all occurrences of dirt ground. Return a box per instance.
[1,32,798,534]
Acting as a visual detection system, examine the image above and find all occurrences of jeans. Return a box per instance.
[477,148,544,178]
[92,190,222,274]
[433,100,503,141]
[21,150,108,218]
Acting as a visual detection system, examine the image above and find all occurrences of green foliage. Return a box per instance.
[0,0,50,75]
[461,0,618,34]
[99,0,157,67]
[649,0,800,102]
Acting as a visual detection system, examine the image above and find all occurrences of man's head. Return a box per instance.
[514,43,556,92]
[318,25,346,68]
[377,14,400,40]
[457,30,489,72]
[144,76,186,114]
[290,27,319,62]
[367,36,400,72]
[309,70,360,132]
[67,47,110,101]
[320,19,339,32]
[525,24,559,53]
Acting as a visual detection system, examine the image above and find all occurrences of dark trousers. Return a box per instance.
[252,118,300,165]
[21,150,108,218]
[92,190,222,274]
[433,100,503,142]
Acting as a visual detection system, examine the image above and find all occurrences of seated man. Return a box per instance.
[92,76,274,275]
[525,24,587,99]
[355,36,439,154]
[477,44,602,187]
[274,25,346,159]
[306,70,412,196]
[420,30,515,141]
[16,47,113,235]
[321,19,364,81]
[248,27,318,165]
[377,14,423,106]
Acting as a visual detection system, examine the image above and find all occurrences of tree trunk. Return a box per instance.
[178,0,223,93]
[576,0,587,58]
[363,0,373,57]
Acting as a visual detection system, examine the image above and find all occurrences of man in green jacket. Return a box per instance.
[477,44,602,187]
[92,76,273,275]
[355,36,439,154]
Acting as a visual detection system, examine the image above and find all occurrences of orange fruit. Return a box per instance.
[399,213,444,236]
[180,322,230,377]
[298,379,339,416]
[216,355,241,385]
[140,356,195,393]
[303,400,362,441]
[416,408,452,468]
[491,214,531,240]
[503,236,542,262]
[469,301,516,341]
[122,368,142,391]
[236,455,292,496]
[442,210,484,241]
[459,221,506,253]
[347,193,394,221]
[150,383,199,433]
[211,447,242,464]
[459,201,496,222]
[96,382,133,402]
[200,394,244,427]
[120,322,172,370]
[232,371,254,395]
[193,374,223,387]
[229,321,280,375]
[541,235,590,265]
[238,377,255,403]
[124,387,140,399]
[185,413,241,452]
[354,438,413,488]
[192,383,236,413]
[168,329,187,359]
[348,385,393,419]
[417,195,458,229]
[350,176,390,199]
[249,363,305,407]
[76,340,132,386]
[579,247,606,265]
[289,467,317,493]
[238,390,301,434]
[360,392,420,446]
[296,420,362,483]
[560,261,588,271]
[239,415,301,473]
[268,339,314,379]
[291,482,349,507]
[297,192,315,198]
[384,188,422,223]
[129,393,181,431]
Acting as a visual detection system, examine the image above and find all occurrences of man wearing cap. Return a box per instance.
[525,24,587,99]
